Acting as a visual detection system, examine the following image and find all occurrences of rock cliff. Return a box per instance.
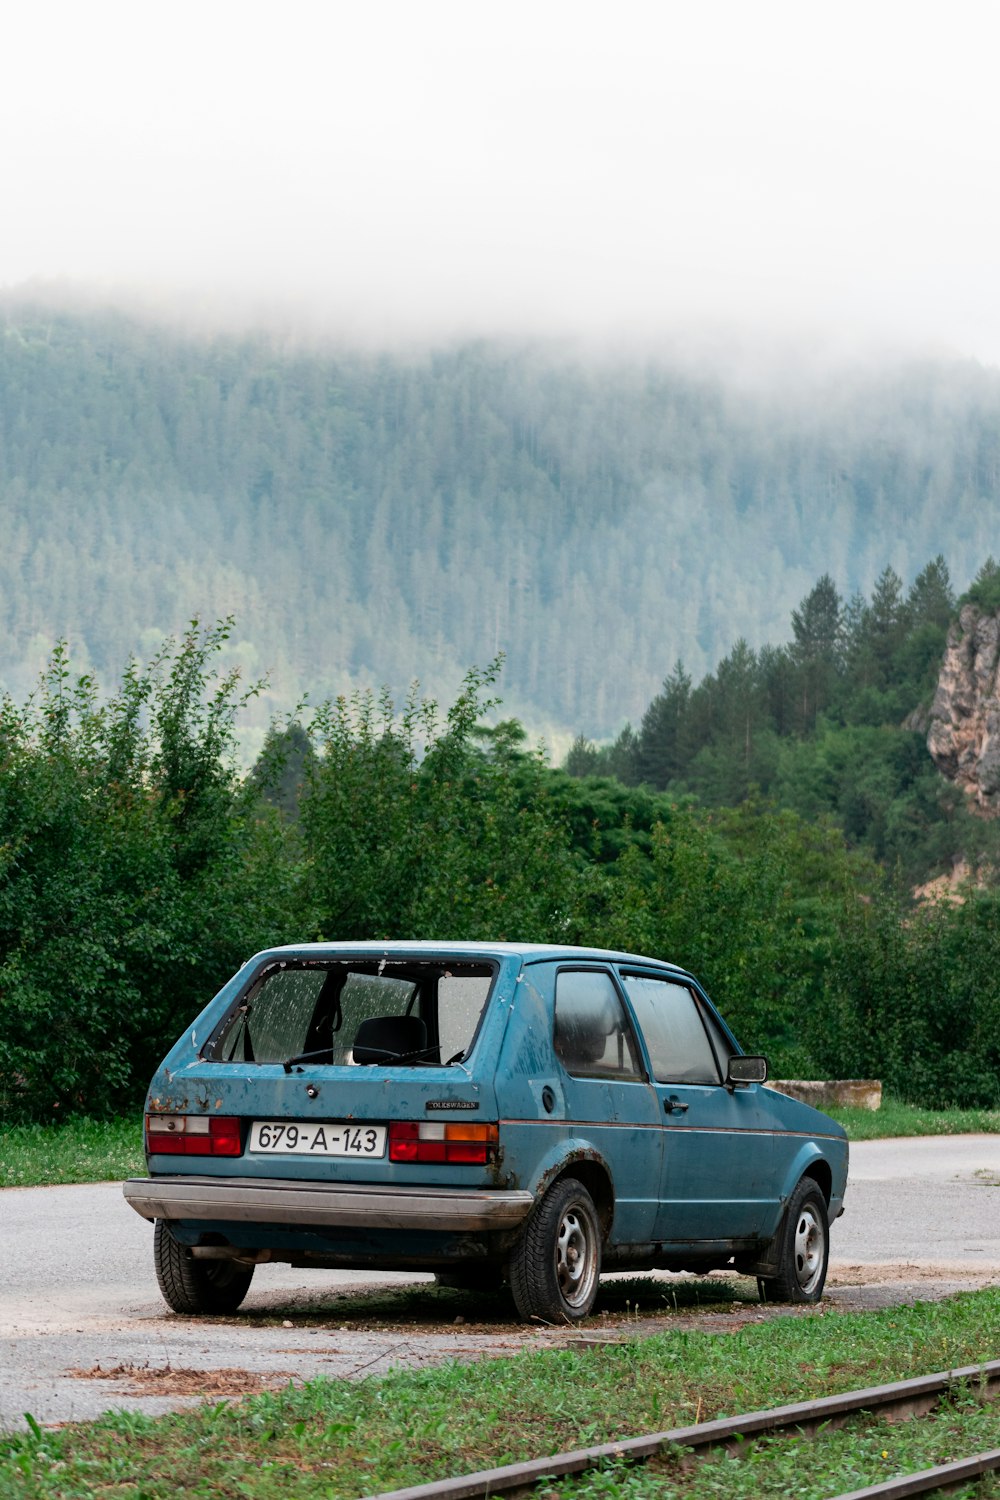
[927,604,1000,814]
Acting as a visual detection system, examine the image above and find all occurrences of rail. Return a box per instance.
[361,1358,1000,1500]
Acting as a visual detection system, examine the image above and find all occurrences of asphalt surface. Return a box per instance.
[832,1134,1000,1265]
[1,1134,998,1432]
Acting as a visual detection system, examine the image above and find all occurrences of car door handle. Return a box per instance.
[664,1096,689,1114]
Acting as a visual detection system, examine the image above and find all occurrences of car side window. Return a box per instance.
[554,969,644,1080]
[620,974,721,1085]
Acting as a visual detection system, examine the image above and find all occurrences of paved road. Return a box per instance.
[831,1134,1000,1266]
[2,1135,998,1431]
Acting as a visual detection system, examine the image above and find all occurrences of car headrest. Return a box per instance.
[554,992,618,1068]
[353,1014,428,1065]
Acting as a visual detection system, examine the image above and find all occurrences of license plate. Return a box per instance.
[249,1121,386,1157]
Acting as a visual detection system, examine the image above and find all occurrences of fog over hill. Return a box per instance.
[2,299,999,748]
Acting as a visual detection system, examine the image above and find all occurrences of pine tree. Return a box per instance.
[636,662,693,789]
[790,574,844,731]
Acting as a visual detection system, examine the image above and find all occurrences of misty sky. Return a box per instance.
[4,0,1000,363]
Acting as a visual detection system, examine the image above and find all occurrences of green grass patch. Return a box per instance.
[824,1095,1000,1140]
[0,1116,145,1188]
[3,1288,1000,1497]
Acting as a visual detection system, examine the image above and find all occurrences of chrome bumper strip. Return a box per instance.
[122,1176,534,1232]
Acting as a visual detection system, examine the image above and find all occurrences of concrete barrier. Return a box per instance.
[769,1079,882,1111]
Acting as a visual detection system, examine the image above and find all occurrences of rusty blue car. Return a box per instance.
[123,941,848,1322]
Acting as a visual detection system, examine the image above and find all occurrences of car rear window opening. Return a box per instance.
[205,959,496,1068]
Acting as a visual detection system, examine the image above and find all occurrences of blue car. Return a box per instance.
[123,941,848,1322]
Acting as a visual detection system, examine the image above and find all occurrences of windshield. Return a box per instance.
[206,959,495,1067]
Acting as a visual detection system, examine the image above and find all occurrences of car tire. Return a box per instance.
[758,1178,829,1304]
[153,1221,255,1315]
[508,1177,601,1323]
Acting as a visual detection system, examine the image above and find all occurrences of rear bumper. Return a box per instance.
[123,1175,535,1233]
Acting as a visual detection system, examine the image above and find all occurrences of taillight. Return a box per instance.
[388,1121,498,1164]
[145,1114,242,1157]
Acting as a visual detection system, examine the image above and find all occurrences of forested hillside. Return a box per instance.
[566,558,1000,887]
[3,296,1000,739]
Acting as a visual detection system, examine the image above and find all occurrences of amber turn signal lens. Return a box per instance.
[388,1121,497,1163]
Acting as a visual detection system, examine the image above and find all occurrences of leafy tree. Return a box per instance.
[812,888,1000,1107]
[294,662,588,944]
[0,623,293,1121]
[585,802,825,1069]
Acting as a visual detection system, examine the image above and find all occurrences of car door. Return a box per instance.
[552,966,663,1245]
[617,970,774,1244]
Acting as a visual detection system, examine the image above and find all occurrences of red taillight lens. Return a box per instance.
[388,1121,497,1164]
[145,1114,242,1157]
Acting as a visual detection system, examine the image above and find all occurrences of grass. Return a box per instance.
[2,1096,998,1188]
[3,1287,1000,1497]
[823,1097,1000,1141]
[553,1397,1000,1497]
[0,1116,145,1188]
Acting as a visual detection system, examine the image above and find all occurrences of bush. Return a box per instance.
[293,664,589,943]
[811,888,1000,1108]
[0,624,295,1121]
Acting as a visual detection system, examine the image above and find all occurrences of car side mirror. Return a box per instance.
[727,1055,767,1088]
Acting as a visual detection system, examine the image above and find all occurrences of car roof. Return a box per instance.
[253,939,693,977]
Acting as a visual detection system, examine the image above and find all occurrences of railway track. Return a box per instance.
[362,1358,1000,1500]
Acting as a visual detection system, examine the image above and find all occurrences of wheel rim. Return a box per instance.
[555,1202,598,1309]
[793,1204,826,1295]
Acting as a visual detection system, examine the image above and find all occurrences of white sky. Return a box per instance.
[4,0,1000,362]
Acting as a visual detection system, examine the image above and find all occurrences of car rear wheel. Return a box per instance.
[153,1221,255,1314]
[758,1178,829,1304]
[508,1177,601,1322]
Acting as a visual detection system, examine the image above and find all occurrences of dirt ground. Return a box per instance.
[56,1262,999,1405]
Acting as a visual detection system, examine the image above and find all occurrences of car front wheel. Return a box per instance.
[508,1177,601,1322]
[758,1178,829,1304]
[153,1221,255,1314]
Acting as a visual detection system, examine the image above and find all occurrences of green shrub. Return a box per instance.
[0,624,296,1122]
